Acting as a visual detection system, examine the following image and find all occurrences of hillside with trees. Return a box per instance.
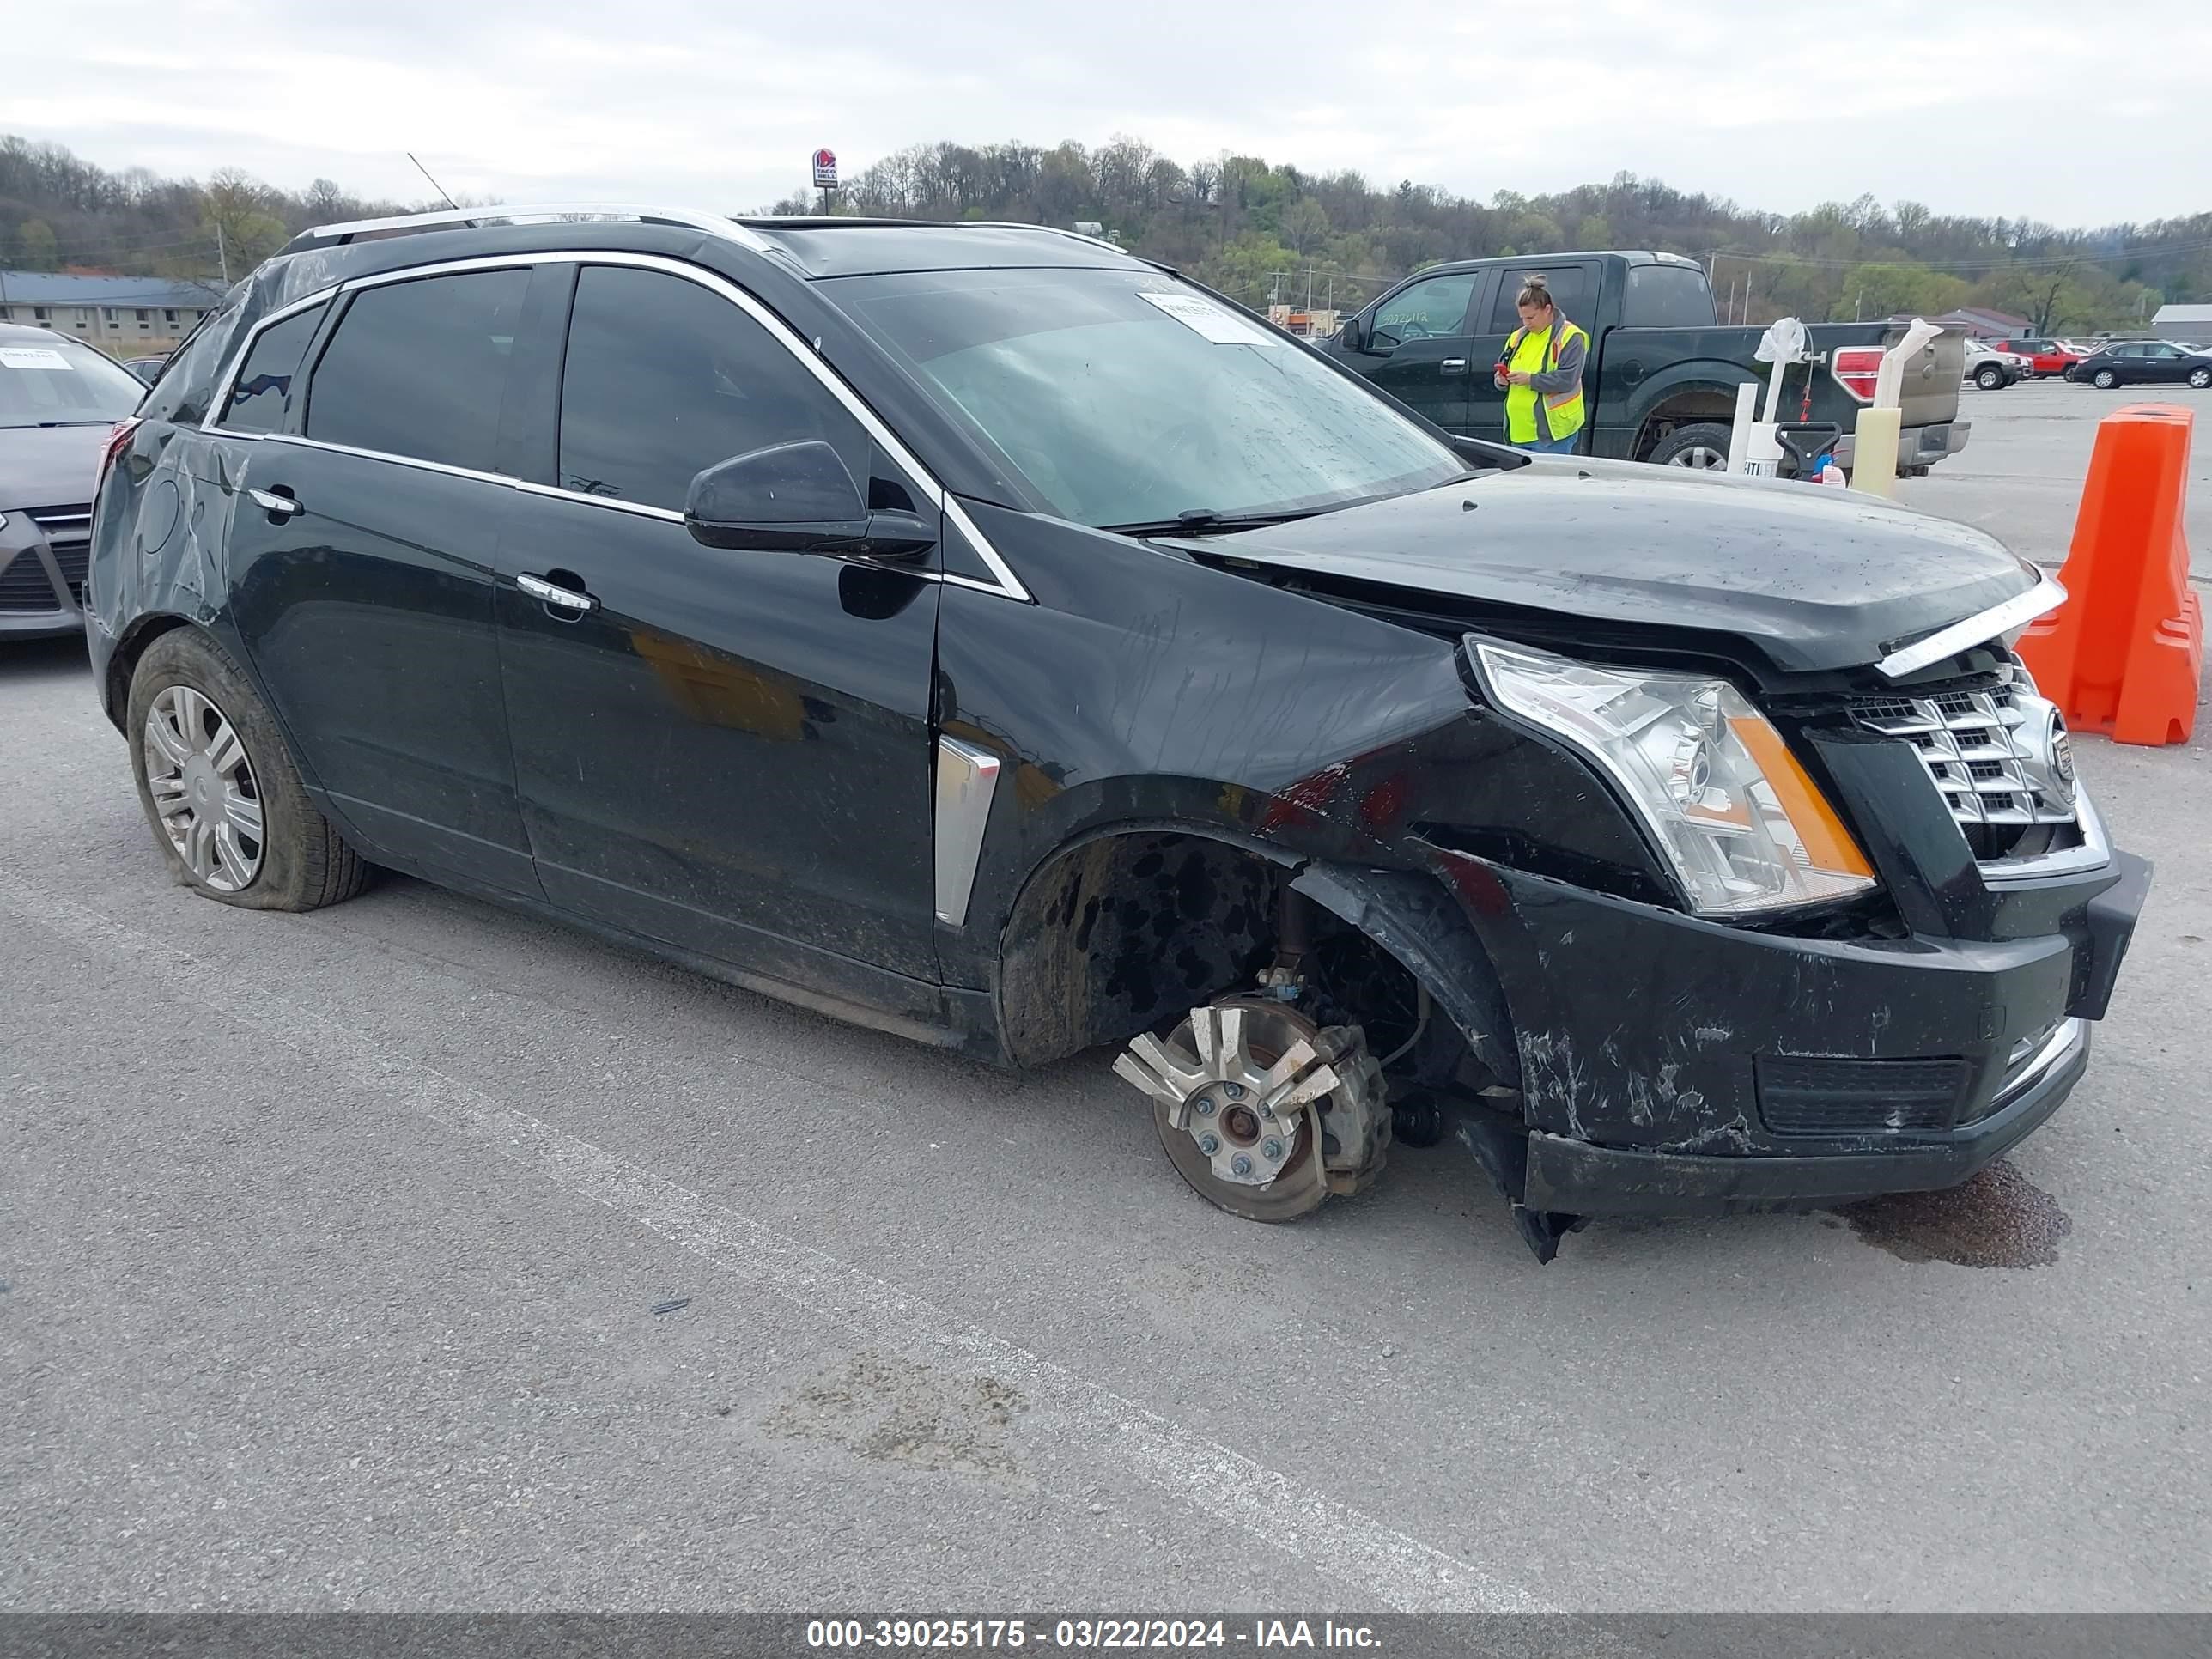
[7,131,2206,336]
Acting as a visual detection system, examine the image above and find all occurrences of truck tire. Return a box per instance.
[1975,364,2008,390]
[127,629,372,912]
[1647,422,1734,471]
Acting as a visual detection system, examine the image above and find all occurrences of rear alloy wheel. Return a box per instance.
[1976,365,2008,390]
[1648,422,1734,471]
[1115,995,1389,1223]
[128,629,371,911]
[2190,367,2212,389]
[2093,368,2118,389]
[143,685,264,893]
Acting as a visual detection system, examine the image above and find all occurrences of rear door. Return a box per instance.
[1345,269,1483,433]
[225,264,543,895]
[1466,261,1599,444]
[489,258,944,987]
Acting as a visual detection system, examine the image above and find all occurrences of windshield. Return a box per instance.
[0,337,146,427]
[832,266,1464,528]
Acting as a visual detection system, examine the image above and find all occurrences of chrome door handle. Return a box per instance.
[519,573,598,613]
[1440,357,1469,374]
[247,489,301,520]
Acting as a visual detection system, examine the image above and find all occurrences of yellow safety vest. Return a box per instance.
[1504,319,1589,444]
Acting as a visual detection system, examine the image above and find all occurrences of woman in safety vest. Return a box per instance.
[1493,274,1589,453]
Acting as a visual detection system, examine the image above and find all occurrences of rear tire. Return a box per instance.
[2190,367,2211,389]
[2093,368,2118,389]
[127,629,371,912]
[1647,422,1734,471]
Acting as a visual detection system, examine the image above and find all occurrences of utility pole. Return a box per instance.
[216,222,228,285]
[1304,268,1313,311]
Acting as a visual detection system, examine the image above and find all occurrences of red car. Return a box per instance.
[1993,338,2082,379]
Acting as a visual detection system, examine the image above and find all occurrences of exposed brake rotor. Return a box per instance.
[1115,994,1390,1223]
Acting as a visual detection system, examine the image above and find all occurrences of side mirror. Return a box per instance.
[1340,316,1368,353]
[685,440,868,551]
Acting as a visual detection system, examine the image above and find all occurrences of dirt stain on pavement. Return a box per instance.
[766,1351,1028,1475]
[1834,1157,2071,1268]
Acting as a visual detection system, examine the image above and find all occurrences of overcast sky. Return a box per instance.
[21,0,2209,229]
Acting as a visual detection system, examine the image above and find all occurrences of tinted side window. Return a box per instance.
[307,269,530,473]
[216,302,327,434]
[1371,274,1476,348]
[1487,265,1596,331]
[558,264,867,513]
[1622,264,1715,329]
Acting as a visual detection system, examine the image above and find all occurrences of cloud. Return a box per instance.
[21,0,2212,223]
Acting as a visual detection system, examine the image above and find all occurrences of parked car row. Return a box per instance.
[2066,338,2212,390]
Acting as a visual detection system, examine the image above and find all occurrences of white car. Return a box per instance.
[1963,339,2030,390]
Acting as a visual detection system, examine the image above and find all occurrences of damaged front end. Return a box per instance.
[1086,587,2147,1261]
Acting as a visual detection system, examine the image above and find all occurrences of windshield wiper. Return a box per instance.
[1103,507,1328,539]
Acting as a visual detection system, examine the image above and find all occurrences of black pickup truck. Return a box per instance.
[1320,251,1969,476]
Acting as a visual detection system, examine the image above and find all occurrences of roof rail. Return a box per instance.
[289,203,775,254]
[962,220,1139,258]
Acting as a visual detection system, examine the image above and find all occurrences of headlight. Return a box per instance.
[1469,639,1875,917]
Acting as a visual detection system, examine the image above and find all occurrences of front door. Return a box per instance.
[224,264,542,895]
[2139,342,2190,383]
[1346,270,1481,433]
[492,261,942,988]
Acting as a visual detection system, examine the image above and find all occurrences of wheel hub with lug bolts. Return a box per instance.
[1114,994,1360,1220]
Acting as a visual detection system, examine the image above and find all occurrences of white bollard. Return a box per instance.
[1725,380,1758,472]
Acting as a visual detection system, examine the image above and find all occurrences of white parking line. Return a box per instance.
[0,872,1558,1616]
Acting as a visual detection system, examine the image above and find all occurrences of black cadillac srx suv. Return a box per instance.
[83,205,2147,1259]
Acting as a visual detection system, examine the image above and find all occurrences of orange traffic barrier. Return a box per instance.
[2017,404,2203,745]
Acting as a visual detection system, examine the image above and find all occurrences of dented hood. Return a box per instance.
[1207,461,2038,672]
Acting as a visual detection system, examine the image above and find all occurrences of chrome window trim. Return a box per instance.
[201,247,1031,602]
[933,737,1004,927]
[1874,573,2067,679]
[199,286,340,438]
[295,202,777,256]
[509,478,685,525]
[264,431,513,489]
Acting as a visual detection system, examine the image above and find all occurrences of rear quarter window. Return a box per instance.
[216,302,329,434]
[1622,264,1717,329]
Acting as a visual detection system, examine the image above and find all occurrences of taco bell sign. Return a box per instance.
[811,149,838,191]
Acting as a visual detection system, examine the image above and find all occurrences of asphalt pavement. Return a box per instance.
[5,391,2209,1616]
[1898,377,2212,579]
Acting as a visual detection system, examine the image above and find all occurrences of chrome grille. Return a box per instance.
[1850,667,2077,830]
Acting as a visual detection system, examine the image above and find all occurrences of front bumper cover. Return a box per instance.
[1426,842,2147,1220]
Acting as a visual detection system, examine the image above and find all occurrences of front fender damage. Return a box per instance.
[1291,860,1586,1262]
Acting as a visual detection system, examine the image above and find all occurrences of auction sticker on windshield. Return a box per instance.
[1135,289,1273,346]
[0,347,73,370]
